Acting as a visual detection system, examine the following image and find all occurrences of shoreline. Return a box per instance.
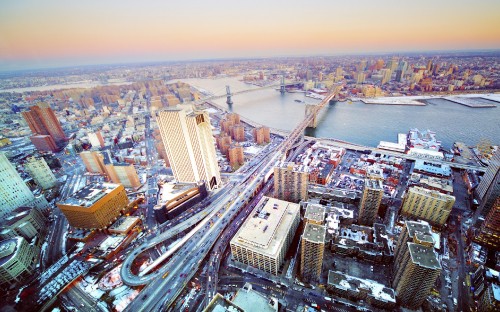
[353,93,499,108]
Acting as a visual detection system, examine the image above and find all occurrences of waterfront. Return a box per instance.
[179,77,500,149]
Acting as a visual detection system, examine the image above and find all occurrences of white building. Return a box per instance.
[0,153,36,218]
[230,197,300,275]
[156,106,221,190]
[0,237,38,287]
[24,156,57,190]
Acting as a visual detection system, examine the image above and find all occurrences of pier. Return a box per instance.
[442,97,497,108]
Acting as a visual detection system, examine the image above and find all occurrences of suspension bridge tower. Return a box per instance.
[226,85,233,105]
[280,75,286,95]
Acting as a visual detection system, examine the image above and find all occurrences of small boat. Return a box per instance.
[294,99,304,103]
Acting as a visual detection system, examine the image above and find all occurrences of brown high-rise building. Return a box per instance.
[392,243,441,309]
[30,135,59,153]
[56,183,129,229]
[80,151,107,174]
[392,220,441,309]
[253,127,270,145]
[226,113,240,124]
[358,179,384,226]
[231,125,245,142]
[81,151,140,188]
[216,135,232,153]
[393,220,435,279]
[22,102,67,152]
[228,144,244,170]
[300,222,326,283]
[105,163,141,189]
[474,197,500,251]
[274,162,309,203]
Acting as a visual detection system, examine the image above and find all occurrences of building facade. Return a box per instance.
[80,151,107,174]
[24,156,57,190]
[474,197,500,251]
[56,183,129,229]
[0,153,35,218]
[0,237,38,287]
[228,144,244,170]
[0,206,46,240]
[156,107,221,190]
[300,223,326,282]
[230,197,300,275]
[253,127,270,145]
[22,102,67,152]
[274,162,309,203]
[105,163,141,189]
[392,242,441,309]
[401,186,455,226]
[358,179,384,226]
[476,151,500,218]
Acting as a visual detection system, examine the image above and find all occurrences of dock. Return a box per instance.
[442,97,497,108]
[360,98,426,106]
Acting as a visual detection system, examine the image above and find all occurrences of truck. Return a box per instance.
[324,297,332,302]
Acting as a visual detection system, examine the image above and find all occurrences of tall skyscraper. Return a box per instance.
[105,163,141,189]
[24,156,57,190]
[274,162,309,203]
[156,106,221,190]
[0,153,35,218]
[380,68,392,85]
[392,243,441,309]
[300,222,326,282]
[401,186,455,227]
[476,151,500,218]
[80,151,107,174]
[392,220,441,309]
[22,102,67,152]
[358,179,383,226]
[88,131,105,148]
[81,150,140,188]
[393,220,434,277]
[474,197,500,251]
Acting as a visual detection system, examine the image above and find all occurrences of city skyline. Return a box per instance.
[1,0,500,71]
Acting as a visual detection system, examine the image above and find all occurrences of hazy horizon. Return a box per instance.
[1,0,500,71]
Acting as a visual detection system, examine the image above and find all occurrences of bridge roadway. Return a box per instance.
[124,141,282,311]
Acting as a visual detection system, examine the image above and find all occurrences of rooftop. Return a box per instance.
[303,223,326,244]
[304,204,326,224]
[3,206,32,227]
[327,270,396,303]
[232,197,299,258]
[109,216,140,233]
[276,161,309,174]
[406,220,431,236]
[408,242,442,270]
[59,182,121,208]
[407,186,455,202]
[414,159,451,176]
[203,293,244,312]
[0,237,22,267]
[364,178,383,190]
[232,283,277,312]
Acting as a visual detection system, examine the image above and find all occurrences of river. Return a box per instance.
[177,77,499,149]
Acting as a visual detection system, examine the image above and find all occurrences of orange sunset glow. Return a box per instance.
[1,0,500,70]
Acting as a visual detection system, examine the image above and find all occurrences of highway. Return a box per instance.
[120,86,342,311]
[123,139,282,311]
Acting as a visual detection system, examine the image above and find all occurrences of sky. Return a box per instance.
[1,0,500,71]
